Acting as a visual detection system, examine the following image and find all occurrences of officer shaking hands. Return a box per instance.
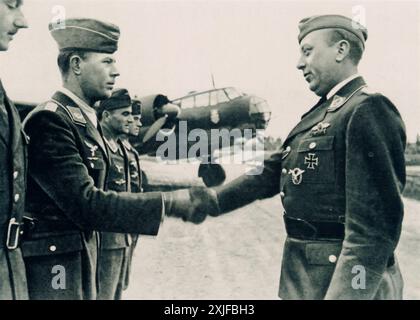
[21,18,212,300]
[179,15,406,300]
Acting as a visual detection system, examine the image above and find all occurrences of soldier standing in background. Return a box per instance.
[96,89,133,300]
[121,97,143,291]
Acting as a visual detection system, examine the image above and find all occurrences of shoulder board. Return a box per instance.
[22,100,59,127]
[41,101,58,112]
[360,86,378,96]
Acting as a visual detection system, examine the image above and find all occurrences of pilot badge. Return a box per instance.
[310,122,330,137]
[288,168,305,185]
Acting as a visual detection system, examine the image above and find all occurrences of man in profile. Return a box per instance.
[181,15,406,300]
[22,18,209,300]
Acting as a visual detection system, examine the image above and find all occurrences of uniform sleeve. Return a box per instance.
[325,95,406,299]
[215,150,282,213]
[25,111,163,235]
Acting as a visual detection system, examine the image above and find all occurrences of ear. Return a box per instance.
[336,40,350,62]
[69,55,83,75]
[102,110,110,120]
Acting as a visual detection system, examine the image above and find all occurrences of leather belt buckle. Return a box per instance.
[6,218,21,250]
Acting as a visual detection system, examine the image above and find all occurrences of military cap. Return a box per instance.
[49,18,120,53]
[298,15,368,47]
[99,89,132,112]
[131,98,142,116]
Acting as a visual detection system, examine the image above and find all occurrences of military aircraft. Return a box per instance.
[14,86,271,187]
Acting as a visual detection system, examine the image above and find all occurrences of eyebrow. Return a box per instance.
[300,44,312,51]
[102,57,116,62]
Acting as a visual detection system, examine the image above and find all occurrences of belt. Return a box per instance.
[5,216,36,250]
[284,215,344,240]
[284,215,396,268]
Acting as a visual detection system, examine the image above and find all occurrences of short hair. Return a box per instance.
[57,50,90,76]
[326,28,364,65]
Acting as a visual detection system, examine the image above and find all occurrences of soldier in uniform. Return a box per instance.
[21,18,209,300]
[121,97,143,291]
[0,0,28,300]
[96,89,134,300]
[182,15,407,299]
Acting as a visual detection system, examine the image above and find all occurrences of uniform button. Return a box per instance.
[280,191,285,198]
[49,245,57,252]
[282,168,287,175]
[13,171,19,179]
[309,142,317,149]
[286,146,291,152]
[328,255,337,263]
[14,194,20,203]
[90,163,95,169]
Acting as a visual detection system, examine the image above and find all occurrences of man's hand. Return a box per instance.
[164,187,221,224]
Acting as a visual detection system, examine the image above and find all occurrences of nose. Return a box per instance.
[111,64,120,78]
[15,9,29,29]
[296,55,305,70]
[128,115,134,123]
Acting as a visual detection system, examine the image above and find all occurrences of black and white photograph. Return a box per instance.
[0,0,419,306]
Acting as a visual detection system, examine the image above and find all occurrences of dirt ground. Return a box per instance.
[123,160,420,300]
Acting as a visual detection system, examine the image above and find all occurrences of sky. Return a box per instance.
[1,0,419,141]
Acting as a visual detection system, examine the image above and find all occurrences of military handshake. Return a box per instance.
[0,0,406,300]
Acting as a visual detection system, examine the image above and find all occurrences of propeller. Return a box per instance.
[142,101,180,143]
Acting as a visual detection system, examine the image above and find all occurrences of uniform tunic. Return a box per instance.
[98,137,131,300]
[22,91,163,300]
[216,77,406,299]
[0,80,29,300]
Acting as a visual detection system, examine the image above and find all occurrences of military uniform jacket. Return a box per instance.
[0,80,29,300]
[122,139,143,193]
[22,90,163,299]
[217,77,406,299]
[101,137,131,249]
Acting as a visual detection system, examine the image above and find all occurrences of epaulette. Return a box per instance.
[40,101,58,112]
[360,86,378,96]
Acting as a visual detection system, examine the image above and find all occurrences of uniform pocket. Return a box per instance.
[305,241,342,265]
[297,136,335,184]
[21,233,84,257]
